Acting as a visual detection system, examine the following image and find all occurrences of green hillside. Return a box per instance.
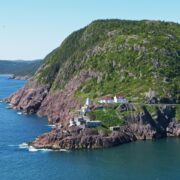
[0,60,42,76]
[34,19,180,103]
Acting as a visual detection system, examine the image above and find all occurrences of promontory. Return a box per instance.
[6,19,180,150]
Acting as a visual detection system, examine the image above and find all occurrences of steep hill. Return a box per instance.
[7,19,180,123]
[34,19,180,103]
[0,60,42,77]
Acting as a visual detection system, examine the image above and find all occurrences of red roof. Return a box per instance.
[117,96,125,99]
[101,96,113,100]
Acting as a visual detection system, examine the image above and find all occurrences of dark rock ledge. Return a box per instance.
[31,126,136,150]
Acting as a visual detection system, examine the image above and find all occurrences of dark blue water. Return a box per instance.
[0,75,180,180]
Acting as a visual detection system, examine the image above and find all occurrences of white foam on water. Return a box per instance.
[28,147,70,152]
[17,112,22,115]
[47,124,56,128]
[19,142,29,149]
[28,147,54,152]
[59,149,69,152]
[39,148,53,152]
[19,143,69,153]
[28,146,38,152]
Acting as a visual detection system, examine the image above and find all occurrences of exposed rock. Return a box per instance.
[31,126,136,150]
[145,89,158,104]
[29,104,179,150]
[6,86,49,114]
[118,103,134,112]
[126,106,175,140]
[167,122,180,137]
[6,70,98,125]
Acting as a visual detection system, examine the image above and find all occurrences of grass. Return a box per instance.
[87,108,125,127]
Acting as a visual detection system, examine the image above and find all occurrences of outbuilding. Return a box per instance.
[109,126,120,131]
[85,120,102,128]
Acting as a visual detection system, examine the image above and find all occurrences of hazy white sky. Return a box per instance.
[0,0,179,60]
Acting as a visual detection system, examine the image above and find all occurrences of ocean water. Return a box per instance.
[0,75,180,180]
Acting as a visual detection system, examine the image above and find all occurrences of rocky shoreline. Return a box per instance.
[8,74,30,80]
[31,107,180,150]
[31,126,136,150]
[5,86,180,150]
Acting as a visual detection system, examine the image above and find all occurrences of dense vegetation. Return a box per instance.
[34,19,180,103]
[0,60,42,76]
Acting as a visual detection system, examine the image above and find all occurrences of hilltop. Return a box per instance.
[29,19,180,104]
[0,60,42,77]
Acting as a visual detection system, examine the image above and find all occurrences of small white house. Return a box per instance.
[99,96,128,104]
[114,96,128,104]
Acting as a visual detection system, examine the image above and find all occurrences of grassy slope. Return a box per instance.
[33,19,180,103]
[87,108,125,127]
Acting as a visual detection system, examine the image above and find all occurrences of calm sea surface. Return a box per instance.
[0,75,180,180]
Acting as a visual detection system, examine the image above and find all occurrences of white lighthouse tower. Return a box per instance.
[85,98,91,106]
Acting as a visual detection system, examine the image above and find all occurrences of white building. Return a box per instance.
[81,98,92,114]
[85,98,91,106]
[98,97,114,104]
[74,117,86,126]
[99,96,128,104]
[114,96,128,104]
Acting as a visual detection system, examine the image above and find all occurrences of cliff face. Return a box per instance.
[7,70,98,124]
[6,19,180,149]
[127,106,176,139]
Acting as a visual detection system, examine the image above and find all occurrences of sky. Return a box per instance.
[0,0,180,60]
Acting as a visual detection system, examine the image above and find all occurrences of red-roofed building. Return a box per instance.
[98,96,114,104]
[114,96,128,103]
[99,95,128,104]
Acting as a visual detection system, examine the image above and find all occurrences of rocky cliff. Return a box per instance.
[6,19,180,150]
